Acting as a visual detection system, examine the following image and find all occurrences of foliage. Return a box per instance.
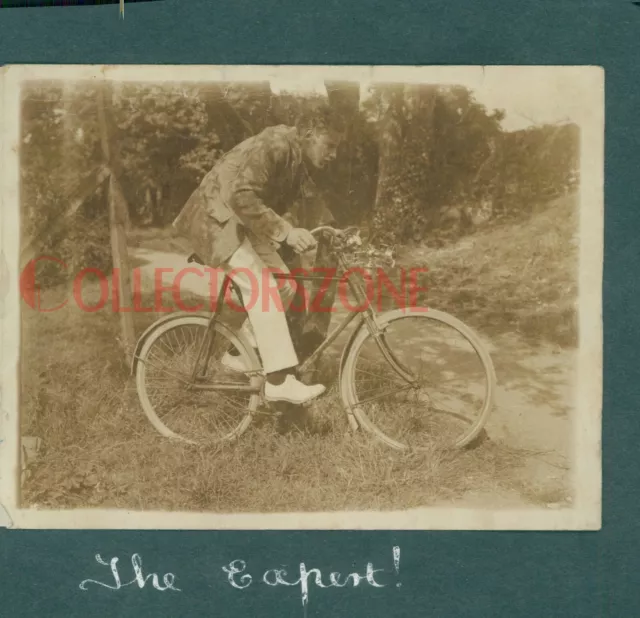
[21,78,580,278]
[113,83,221,226]
[21,83,111,287]
[366,84,576,244]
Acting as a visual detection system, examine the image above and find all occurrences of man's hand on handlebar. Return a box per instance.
[285,227,317,253]
[307,225,362,250]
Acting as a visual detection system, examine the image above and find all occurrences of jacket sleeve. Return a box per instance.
[225,137,294,243]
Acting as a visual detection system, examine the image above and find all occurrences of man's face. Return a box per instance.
[304,129,341,169]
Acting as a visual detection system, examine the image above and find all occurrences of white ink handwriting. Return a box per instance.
[79,553,181,592]
[222,546,400,609]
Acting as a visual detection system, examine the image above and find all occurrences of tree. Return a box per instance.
[370,84,439,242]
[21,78,581,274]
[113,82,219,226]
[20,82,112,285]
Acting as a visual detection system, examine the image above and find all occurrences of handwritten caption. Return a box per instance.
[79,546,402,609]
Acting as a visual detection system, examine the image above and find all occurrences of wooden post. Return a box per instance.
[97,83,136,362]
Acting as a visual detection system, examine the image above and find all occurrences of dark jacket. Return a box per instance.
[173,125,331,267]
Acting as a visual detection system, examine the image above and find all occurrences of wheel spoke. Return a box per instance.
[137,319,257,443]
[345,314,494,449]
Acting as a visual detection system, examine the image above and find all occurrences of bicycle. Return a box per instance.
[131,226,497,451]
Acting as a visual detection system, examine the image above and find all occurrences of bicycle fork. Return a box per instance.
[339,254,418,387]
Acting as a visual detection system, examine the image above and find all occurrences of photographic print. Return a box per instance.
[0,65,603,529]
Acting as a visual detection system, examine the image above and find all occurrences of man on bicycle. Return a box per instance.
[172,108,343,405]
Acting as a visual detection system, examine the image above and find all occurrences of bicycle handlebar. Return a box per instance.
[310,225,361,240]
[310,225,348,237]
[307,225,396,266]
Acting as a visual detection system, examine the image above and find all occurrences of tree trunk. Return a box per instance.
[325,80,360,220]
[325,80,360,117]
[372,85,439,239]
[372,86,405,222]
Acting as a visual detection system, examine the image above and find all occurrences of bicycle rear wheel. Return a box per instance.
[135,315,262,444]
[340,309,496,450]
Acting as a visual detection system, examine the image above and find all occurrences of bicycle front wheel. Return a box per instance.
[135,315,262,444]
[340,309,496,450]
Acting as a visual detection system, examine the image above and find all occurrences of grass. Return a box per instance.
[19,195,579,513]
[20,290,527,512]
[400,193,579,348]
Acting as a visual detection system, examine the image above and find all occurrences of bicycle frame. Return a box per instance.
[189,246,417,391]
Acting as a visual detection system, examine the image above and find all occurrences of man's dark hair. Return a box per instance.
[295,101,346,138]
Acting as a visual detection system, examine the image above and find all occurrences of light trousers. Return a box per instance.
[224,236,303,374]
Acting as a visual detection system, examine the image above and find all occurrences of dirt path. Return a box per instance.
[130,246,573,509]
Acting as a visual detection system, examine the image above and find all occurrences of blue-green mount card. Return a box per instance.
[0,0,637,616]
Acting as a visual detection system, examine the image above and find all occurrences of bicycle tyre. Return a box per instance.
[135,314,262,444]
[340,308,497,450]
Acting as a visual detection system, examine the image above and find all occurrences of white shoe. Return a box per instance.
[221,351,251,373]
[264,374,326,405]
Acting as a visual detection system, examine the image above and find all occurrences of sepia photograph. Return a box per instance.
[0,65,603,529]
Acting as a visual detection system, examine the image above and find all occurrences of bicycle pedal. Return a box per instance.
[255,403,280,417]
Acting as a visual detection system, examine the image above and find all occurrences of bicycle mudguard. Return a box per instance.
[130,311,214,376]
